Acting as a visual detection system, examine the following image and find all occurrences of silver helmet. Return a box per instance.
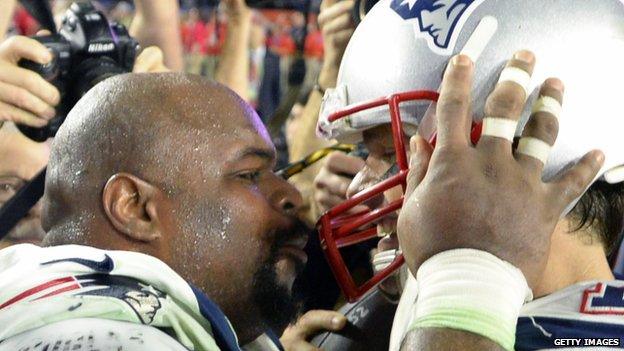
[318,0,624,185]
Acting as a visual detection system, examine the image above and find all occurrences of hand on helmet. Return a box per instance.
[313,151,366,215]
[0,35,60,128]
[397,50,604,289]
[280,310,347,351]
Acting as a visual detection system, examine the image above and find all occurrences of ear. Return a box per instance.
[102,173,164,242]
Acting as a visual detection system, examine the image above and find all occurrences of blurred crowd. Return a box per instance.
[9,0,325,110]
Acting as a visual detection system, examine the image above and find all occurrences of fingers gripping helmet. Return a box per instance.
[316,0,624,301]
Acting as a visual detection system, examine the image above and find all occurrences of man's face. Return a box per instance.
[346,124,408,296]
[0,127,49,248]
[159,105,306,340]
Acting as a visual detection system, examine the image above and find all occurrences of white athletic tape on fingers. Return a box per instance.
[517,137,551,164]
[481,117,518,142]
[531,95,562,120]
[498,66,531,97]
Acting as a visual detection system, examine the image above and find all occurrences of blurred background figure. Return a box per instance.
[0,124,49,249]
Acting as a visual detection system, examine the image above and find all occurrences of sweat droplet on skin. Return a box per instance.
[219,205,232,240]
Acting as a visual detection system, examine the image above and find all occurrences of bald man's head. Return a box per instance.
[43,73,259,236]
[41,73,306,342]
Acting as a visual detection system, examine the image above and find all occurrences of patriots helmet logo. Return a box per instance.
[390,0,481,54]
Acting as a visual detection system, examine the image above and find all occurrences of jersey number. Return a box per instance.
[581,283,624,315]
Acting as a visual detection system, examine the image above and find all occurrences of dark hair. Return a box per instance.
[569,180,624,256]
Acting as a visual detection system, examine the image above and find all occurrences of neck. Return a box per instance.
[535,220,615,297]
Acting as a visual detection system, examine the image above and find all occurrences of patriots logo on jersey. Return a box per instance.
[389,0,482,55]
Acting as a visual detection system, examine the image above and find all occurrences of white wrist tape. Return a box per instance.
[498,66,532,97]
[481,117,518,142]
[531,95,562,120]
[410,249,533,351]
[517,137,551,164]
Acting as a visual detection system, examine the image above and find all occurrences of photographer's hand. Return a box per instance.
[0,36,60,128]
[214,0,252,100]
[133,46,170,73]
[314,151,366,215]
[317,0,356,89]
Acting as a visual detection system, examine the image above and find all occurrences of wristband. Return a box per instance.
[409,249,532,351]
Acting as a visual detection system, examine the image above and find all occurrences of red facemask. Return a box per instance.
[316,90,482,302]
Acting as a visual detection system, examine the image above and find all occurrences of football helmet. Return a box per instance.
[316,0,624,301]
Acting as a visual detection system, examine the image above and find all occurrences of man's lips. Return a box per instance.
[277,235,309,265]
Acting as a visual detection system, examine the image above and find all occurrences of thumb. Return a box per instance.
[404,135,433,200]
[133,46,169,73]
[293,310,347,339]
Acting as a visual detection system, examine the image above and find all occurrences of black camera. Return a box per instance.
[17,1,139,142]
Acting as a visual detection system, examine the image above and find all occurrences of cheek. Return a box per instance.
[214,189,276,264]
[383,185,404,204]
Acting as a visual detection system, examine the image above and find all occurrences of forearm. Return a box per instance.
[215,17,251,100]
[401,328,506,351]
[287,89,333,224]
[130,0,184,71]
[0,0,16,39]
[288,90,332,161]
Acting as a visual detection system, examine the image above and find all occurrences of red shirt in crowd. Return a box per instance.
[304,29,323,59]
[13,7,39,36]
[181,20,226,56]
[271,31,296,56]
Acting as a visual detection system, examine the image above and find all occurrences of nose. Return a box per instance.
[269,175,304,216]
[346,167,385,210]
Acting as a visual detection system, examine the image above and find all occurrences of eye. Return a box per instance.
[237,170,261,183]
[0,180,21,202]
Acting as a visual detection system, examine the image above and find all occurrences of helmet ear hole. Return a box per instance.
[353,0,380,25]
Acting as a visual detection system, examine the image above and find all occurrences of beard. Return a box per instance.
[251,220,307,332]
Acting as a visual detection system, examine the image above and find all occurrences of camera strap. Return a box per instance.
[0,168,46,241]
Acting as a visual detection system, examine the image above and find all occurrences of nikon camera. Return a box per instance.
[18,1,139,142]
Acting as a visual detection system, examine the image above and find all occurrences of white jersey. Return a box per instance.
[517,280,624,350]
[0,318,189,351]
[390,276,624,350]
[0,244,283,351]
